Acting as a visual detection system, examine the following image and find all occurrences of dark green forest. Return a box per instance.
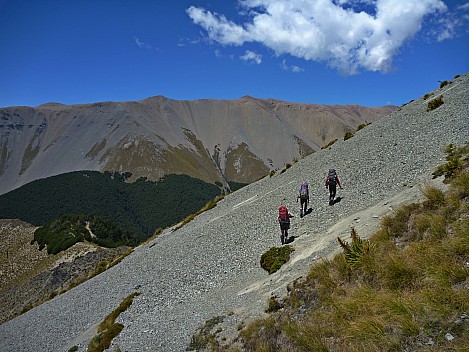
[0,171,222,240]
[33,213,144,254]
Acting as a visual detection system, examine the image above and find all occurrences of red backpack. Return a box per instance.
[278,206,289,222]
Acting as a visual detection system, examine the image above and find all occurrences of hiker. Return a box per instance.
[278,205,294,245]
[325,168,343,205]
[297,180,309,217]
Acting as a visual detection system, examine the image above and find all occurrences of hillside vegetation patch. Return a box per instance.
[88,292,140,352]
[260,246,294,274]
[0,171,221,240]
[427,95,444,111]
[33,214,141,254]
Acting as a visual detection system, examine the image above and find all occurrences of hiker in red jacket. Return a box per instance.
[278,206,294,245]
[325,169,343,205]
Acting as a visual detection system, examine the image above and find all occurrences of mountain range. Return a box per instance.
[0,96,395,195]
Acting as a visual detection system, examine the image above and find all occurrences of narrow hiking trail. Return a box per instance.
[0,74,467,352]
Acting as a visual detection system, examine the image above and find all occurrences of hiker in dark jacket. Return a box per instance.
[325,169,343,205]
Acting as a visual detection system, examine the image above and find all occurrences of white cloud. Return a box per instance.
[291,65,304,72]
[133,36,151,49]
[187,0,449,74]
[281,59,304,72]
[240,50,262,64]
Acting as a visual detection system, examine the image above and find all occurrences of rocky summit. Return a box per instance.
[0,74,467,351]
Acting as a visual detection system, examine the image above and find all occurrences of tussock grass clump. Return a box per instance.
[427,95,444,111]
[433,142,469,182]
[88,292,140,352]
[337,227,373,268]
[260,246,294,274]
[236,144,469,352]
[187,315,225,351]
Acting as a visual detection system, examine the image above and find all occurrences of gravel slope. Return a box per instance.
[0,74,467,352]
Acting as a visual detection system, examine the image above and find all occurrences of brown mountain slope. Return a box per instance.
[0,96,395,194]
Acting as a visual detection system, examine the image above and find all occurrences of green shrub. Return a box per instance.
[439,80,449,88]
[260,246,294,274]
[427,95,444,111]
[423,93,433,100]
[269,170,276,177]
[344,130,354,141]
[357,123,367,131]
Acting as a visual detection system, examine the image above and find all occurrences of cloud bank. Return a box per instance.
[187,0,450,74]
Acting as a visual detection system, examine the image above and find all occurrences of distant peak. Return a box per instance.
[143,95,168,101]
[38,102,65,107]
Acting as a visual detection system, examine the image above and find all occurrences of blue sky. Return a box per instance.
[0,0,468,108]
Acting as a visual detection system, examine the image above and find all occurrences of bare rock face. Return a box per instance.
[0,96,395,194]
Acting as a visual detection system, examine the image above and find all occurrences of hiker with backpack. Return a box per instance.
[297,181,309,217]
[325,169,343,205]
[278,205,293,245]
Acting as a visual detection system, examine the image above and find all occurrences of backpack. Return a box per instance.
[278,206,289,222]
[327,169,337,185]
[299,181,308,200]
[278,205,290,229]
